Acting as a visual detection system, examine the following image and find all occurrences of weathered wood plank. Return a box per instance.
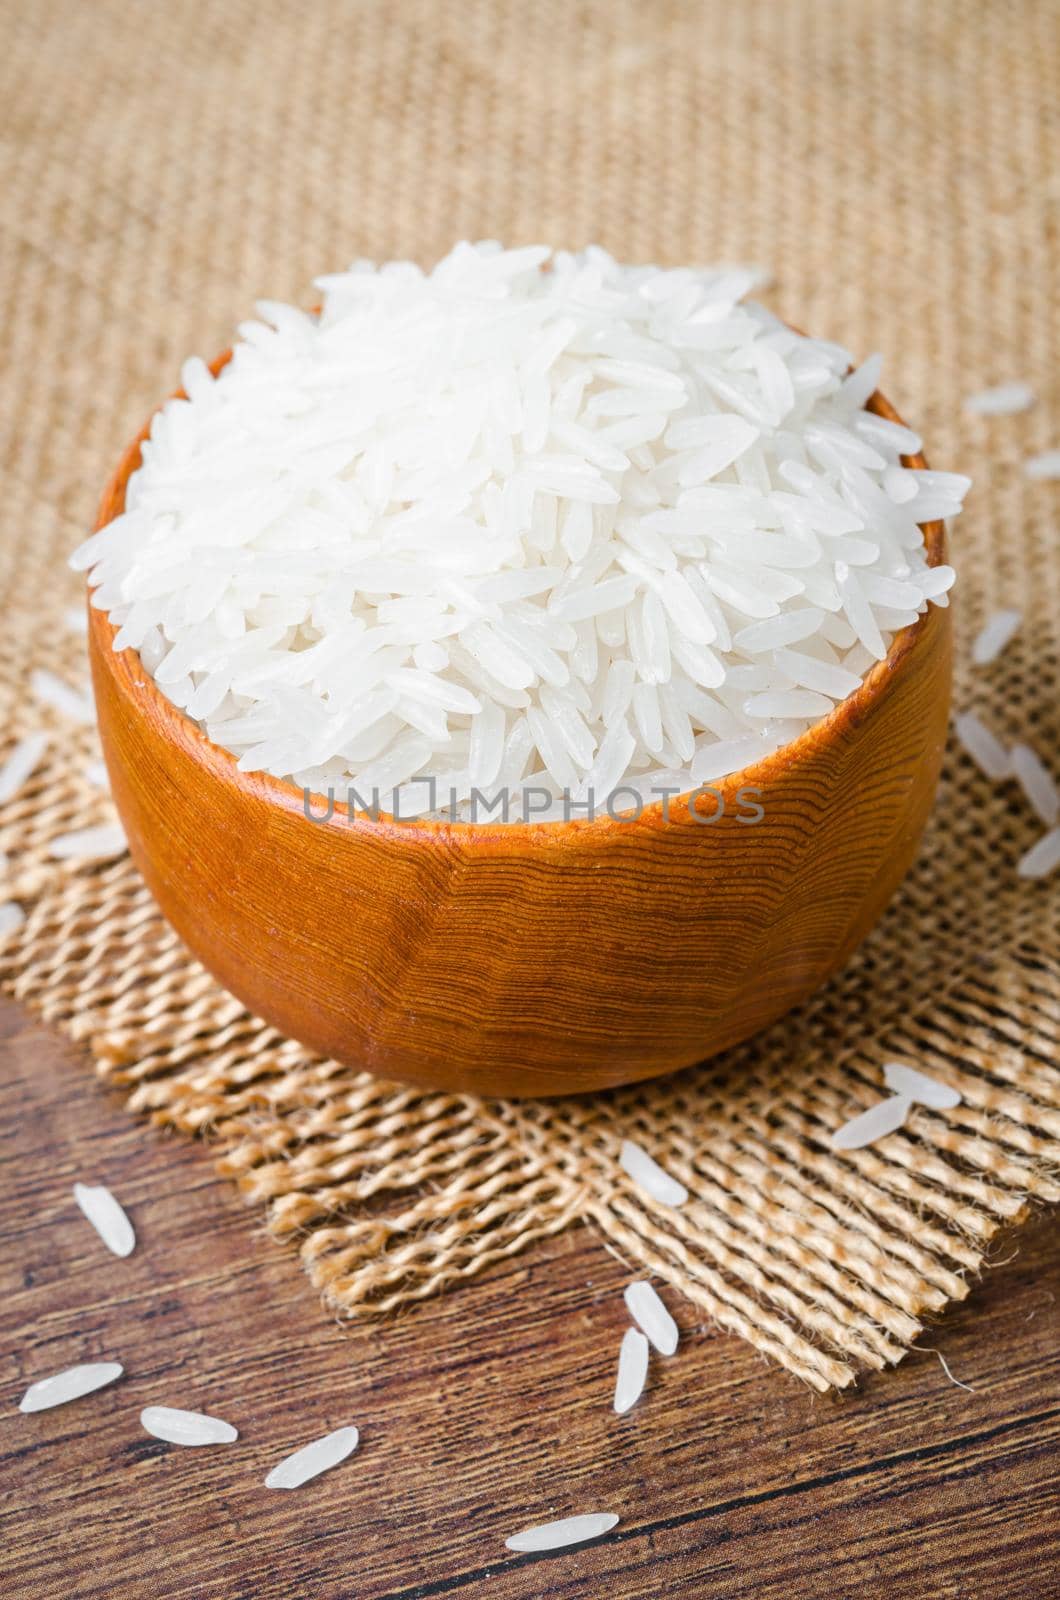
[0,997,1056,1599]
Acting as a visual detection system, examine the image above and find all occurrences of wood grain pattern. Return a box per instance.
[87,379,952,1096]
[0,997,1056,1600]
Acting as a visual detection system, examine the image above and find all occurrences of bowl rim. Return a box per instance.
[89,351,947,844]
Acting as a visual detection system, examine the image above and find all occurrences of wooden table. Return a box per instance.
[1,995,1056,1599]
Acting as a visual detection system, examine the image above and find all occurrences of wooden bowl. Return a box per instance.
[88,363,952,1097]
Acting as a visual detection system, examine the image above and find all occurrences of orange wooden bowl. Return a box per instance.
[88,362,951,1098]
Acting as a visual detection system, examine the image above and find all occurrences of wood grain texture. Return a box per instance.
[0,997,1057,1600]
[88,379,952,1097]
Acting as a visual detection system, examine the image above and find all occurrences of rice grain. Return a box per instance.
[0,732,49,803]
[619,1139,688,1207]
[624,1280,679,1356]
[882,1062,961,1110]
[953,712,1011,782]
[1023,450,1060,481]
[831,1095,912,1151]
[1018,826,1060,880]
[265,1426,359,1489]
[30,670,95,726]
[1010,743,1059,827]
[963,382,1035,416]
[613,1327,650,1414]
[140,1406,238,1445]
[48,823,127,862]
[505,1513,620,1552]
[73,1181,136,1257]
[971,609,1021,666]
[19,1362,123,1413]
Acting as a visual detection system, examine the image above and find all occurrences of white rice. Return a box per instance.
[30,669,95,726]
[619,1138,688,1207]
[73,1181,136,1258]
[0,731,49,803]
[882,1062,961,1110]
[624,1280,679,1356]
[62,605,89,634]
[505,1513,619,1552]
[963,382,1035,417]
[971,609,1020,666]
[1010,743,1059,827]
[1023,450,1060,481]
[140,1405,238,1445]
[613,1326,650,1414]
[953,711,1011,781]
[19,1362,123,1413]
[1018,826,1060,880]
[831,1094,912,1151]
[265,1425,359,1489]
[0,901,25,939]
[72,243,964,820]
[48,822,128,862]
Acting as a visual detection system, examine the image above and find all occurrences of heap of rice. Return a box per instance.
[73,243,964,821]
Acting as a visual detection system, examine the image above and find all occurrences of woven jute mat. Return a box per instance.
[1,0,1058,1391]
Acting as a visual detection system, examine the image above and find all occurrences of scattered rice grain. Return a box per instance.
[1018,826,1060,880]
[619,1139,688,1207]
[624,1281,679,1356]
[963,382,1035,417]
[882,1062,961,1110]
[19,1362,123,1413]
[0,732,49,803]
[1023,450,1060,480]
[265,1426,360,1489]
[971,609,1021,666]
[48,823,127,862]
[953,712,1011,781]
[140,1405,238,1445]
[73,1181,136,1257]
[831,1094,912,1151]
[505,1513,620,1553]
[613,1327,650,1414]
[1010,743,1059,827]
[30,670,95,726]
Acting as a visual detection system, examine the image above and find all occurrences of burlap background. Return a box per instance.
[1,0,1058,1390]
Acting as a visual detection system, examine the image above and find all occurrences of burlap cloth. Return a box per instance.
[1,0,1057,1392]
